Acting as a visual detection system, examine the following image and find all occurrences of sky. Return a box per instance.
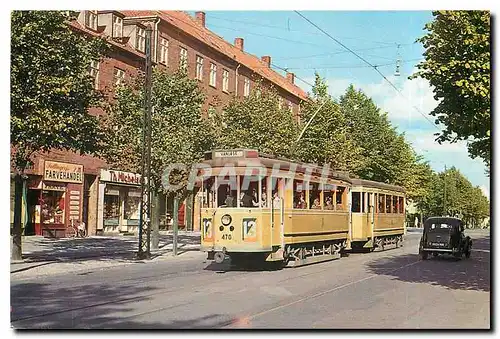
[189,10,490,199]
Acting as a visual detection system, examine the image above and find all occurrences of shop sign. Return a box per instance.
[42,182,66,191]
[44,161,83,184]
[101,169,141,186]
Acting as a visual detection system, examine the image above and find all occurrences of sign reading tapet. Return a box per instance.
[100,169,141,185]
[44,161,83,183]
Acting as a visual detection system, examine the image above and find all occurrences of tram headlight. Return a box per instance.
[221,214,232,226]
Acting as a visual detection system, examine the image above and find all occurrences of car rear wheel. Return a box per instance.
[419,251,428,260]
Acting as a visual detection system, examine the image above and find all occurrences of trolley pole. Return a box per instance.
[173,196,179,256]
[137,24,153,260]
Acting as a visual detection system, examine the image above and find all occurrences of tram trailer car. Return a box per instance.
[197,149,352,268]
[349,179,406,251]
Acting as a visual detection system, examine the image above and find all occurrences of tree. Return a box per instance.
[295,74,362,172]
[10,11,109,260]
[215,82,299,159]
[411,11,490,171]
[101,68,209,198]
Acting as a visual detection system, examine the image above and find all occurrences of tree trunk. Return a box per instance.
[11,173,23,261]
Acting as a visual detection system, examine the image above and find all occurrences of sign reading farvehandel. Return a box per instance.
[44,161,83,183]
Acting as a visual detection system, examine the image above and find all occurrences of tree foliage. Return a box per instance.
[418,167,489,228]
[101,68,210,197]
[214,82,299,159]
[411,10,490,171]
[295,74,362,172]
[11,10,110,171]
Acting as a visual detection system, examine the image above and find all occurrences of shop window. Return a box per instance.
[336,186,346,211]
[309,182,321,209]
[293,180,306,209]
[378,194,385,213]
[124,189,141,221]
[40,190,65,224]
[104,187,120,225]
[351,192,361,213]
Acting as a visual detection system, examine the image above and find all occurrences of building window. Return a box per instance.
[179,47,188,70]
[113,68,125,86]
[209,62,217,87]
[84,11,98,30]
[112,15,123,38]
[159,38,169,65]
[88,60,99,89]
[196,56,203,81]
[244,77,250,97]
[136,27,146,52]
[222,69,229,93]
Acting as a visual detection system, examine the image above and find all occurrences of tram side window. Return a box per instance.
[240,176,259,208]
[202,178,216,208]
[323,184,335,210]
[386,195,392,213]
[309,182,321,209]
[351,192,361,213]
[218,176,237,208]
[261,177,268,207]
[399,196,404,214]
[336,186,346,210]
[361,192,366,213]
[392,195,398,214]
[270,177,281,208]
[379,194,385,213]
[293,180,306,209]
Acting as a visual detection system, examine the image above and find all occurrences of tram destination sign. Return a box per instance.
[44,161,83,184]
[214,150,244,158]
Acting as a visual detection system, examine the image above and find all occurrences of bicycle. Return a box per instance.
[65,219,87,238]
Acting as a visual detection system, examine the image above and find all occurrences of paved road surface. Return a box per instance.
[11,231,490,329]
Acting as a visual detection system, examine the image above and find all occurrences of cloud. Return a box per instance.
[479,185,490,200]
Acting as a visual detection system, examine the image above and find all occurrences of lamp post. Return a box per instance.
[137,23,153,259]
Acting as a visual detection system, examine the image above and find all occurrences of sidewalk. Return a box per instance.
[11,231,201,277]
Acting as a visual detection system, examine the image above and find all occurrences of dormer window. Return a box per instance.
[112,16,123,38]
[136,27,146,52]
[84,11,98,30]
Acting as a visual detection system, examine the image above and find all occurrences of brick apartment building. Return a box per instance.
[11,10,309,237]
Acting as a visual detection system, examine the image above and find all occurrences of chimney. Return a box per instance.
[195,11,206,27]
[234,37,244,51]
[286,72,295,84]
[261,56,271,68]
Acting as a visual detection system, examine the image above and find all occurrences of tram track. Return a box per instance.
[12,237,420,327]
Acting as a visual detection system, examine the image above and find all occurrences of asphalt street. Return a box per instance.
[11,230,490,329]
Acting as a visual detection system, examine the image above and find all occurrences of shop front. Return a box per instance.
[34,161,84,237]
[97,169,141,234]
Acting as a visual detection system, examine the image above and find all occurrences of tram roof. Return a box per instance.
[350,178,406,193]
[203,149,352,182]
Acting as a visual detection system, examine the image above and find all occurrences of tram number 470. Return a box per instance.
[221,234,232,240]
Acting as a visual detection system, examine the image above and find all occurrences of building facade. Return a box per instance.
[11,10,309,237]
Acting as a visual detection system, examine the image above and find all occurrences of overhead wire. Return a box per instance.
[293,10,440,132]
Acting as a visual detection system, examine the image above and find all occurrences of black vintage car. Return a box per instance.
[419,217,472,260]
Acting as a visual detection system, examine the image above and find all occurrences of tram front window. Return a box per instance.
[217,176,237,207]
[239,175,260,208]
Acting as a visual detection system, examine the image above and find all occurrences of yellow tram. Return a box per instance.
[196,149,406,268]
[350,179,406,251]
